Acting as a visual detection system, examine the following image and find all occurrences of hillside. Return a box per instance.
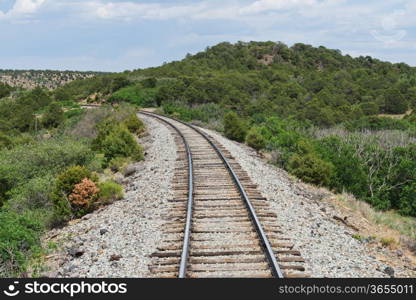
[0,69,104,90]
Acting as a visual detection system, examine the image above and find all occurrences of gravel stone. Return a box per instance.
[123,165,137,177]
[384,266,395,277]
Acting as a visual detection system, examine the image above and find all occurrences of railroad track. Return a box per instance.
[141,112,307,278]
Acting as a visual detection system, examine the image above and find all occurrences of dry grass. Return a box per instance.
[378,109,413,120]
[333,192,416,250]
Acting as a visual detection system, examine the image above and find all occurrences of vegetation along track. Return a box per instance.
[141,112,307,278]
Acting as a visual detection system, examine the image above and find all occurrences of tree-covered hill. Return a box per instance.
[132,41,416,126]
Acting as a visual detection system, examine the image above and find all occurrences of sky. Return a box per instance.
[0,0,416,72]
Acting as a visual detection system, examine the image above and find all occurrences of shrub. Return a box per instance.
[141,77,157,88]
[42,102,65,128]
[246,127,266,151]
[0,133,13,150]
[98,181,124,205]
[360,102,379,115]
[123,114,145,135]
[51,166,93,223]
[0,210,42,276]
[288,153,334,186]
[380,237,396,247]
[223,111,247,142]
[99,125,144,163]
[399,183,416,217]
[68,178,99,217]
[109,157,131,172]
[54,166,92,196]
[7,175,55,213]
[317,136,368,196]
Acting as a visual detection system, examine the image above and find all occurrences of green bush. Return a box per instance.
[98,125,144,163]
[246,127,266,150]
[0,133,13,150]
[98,181,124,205]
[141,77,157,88]
[51,166,93,224]
[123,114,145,135]
[0,210,42,276]
[108,157,131,172]
[399,183,416,216]
[360,102,379,115]
[317,136,368,196]
[54,166,92,196]
[223,111,247,142]
[6,175,55,213]
[288,153,334,186]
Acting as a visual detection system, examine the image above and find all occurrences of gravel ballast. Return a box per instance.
[44,115,176,277]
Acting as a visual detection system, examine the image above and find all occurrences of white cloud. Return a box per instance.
[0,0,45,19]
[240,0,317,14]
[13,0,45,14]
[86,1,206,21]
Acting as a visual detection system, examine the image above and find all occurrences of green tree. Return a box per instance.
[141,77,157,88]
[384,88,408,114]
[42,102,64,128]
[0,82,12,99]
[360,102,379,115]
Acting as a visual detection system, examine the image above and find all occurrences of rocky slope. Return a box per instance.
[0,70,100,90]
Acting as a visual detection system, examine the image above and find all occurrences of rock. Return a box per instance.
[396,250,403,257]
[123,165,136,177]
[384,266,395,277]
[65,265,77,273]
[100,229,108,235]
[68,248,84,258]
[109,254,122,261]
[114,173,124,185]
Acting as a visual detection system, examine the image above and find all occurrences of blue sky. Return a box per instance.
[0,0,415,71]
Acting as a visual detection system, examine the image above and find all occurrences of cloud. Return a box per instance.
[240,0,317,14]
[13,0,45,14]
[83,1,206,21]
[0,0,45,19]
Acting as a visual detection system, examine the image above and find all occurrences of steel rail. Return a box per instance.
[140,111,284,278]
[139,112,193,278]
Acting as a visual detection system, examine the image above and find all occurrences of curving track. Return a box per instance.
[141,112,307,278]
